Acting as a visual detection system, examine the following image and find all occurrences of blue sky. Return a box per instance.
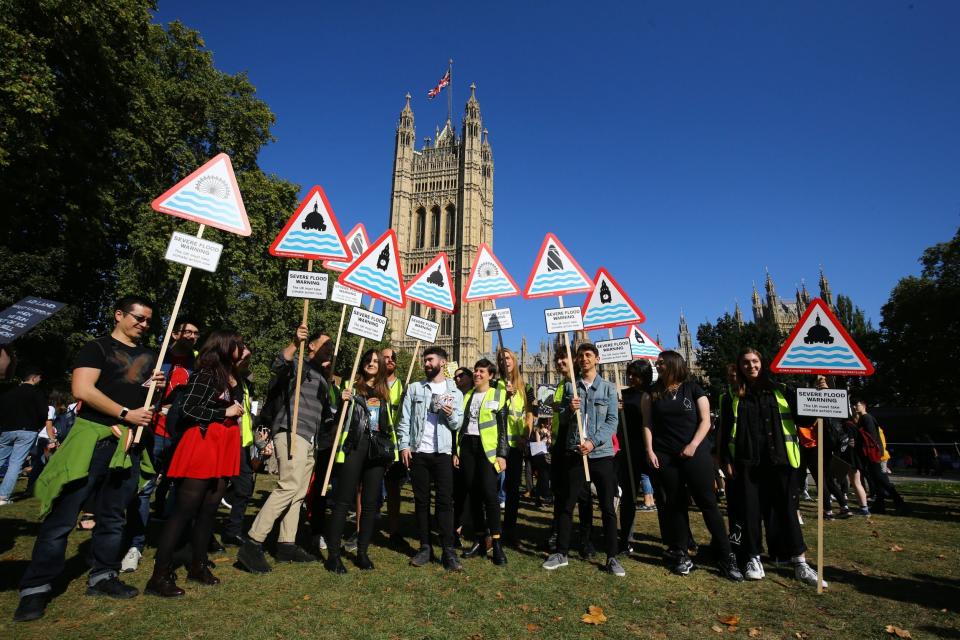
[155,0,959,354]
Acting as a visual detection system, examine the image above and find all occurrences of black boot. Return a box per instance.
[491,538,507,566]
[462,538,488,559]
[355,546,375,570]
[324,554,348,574]
[145,564,185,597]
[237,539,272,574]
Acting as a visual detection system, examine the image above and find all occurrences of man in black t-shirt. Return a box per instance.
[15,296,163,623]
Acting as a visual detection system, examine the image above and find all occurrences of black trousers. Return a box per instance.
[456,435,502,537]
[616,450,637,548]
[798,446,847,511]
[651,447,732,557]
[530,453,551,499]
[555,452,618,558]
[550,449,592,544]
[864,461,903,512]
[309,447,333,537]
[224,446,255,538]
[502,446,524,532]
[411,451,455,549]
[729,462,806,560]
[326,434,387,555]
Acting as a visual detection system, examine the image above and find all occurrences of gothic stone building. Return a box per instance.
[385,85,494,367]
[748,268,835,334]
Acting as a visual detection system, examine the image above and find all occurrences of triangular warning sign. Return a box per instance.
[406,252,456,313]
[324,224,369,272]
[770,298,874,376]
[523,233,593,299]
[152,153,251,236]
[463,243,520,303]
[581,268,646,330]
[626,324,662,360]
[269,186,350,261]
[338,229,405,307]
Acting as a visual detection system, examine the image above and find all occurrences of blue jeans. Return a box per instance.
[128,434,172,551]
[19,438,142,594]
[0,430,36,499]
[640,473,654,496]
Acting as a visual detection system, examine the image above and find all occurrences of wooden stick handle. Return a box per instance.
[404,340,421,388]
[816,417,825,594]
[333,304,347,358]
[559,295,590,483]
[610,328,636,504]
[133,224,205,445]
[287,260,314,459]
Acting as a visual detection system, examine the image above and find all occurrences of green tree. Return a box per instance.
[874,227,960,414]
[695,313,784,396]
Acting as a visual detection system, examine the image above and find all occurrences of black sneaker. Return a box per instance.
[442,548,464,572]
[207,535,225,553]
[237,539,272,574]
[221,533,245,547]
[86,576,138,599]
[410,545,433,567]
[324,555,348,574]
[13,592,50,622]
[275,543,317,563]
[581,541,597,560]
[671,555,694,576]
[719,552,744,582]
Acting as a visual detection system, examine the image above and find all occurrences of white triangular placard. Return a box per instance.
[523,233,593,298]
[770,298,874,375]
[406,253,456,313]
[463,243,520,302]
[626,324,662,360]
[270,186,350,260]
[339,230,405,307]
[324,224,369,272]
[581,268,646,330]
[152,153,250,236]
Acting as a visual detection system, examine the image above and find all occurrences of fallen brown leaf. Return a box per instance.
[889,544,904,552]
[526,623,540,632]
[711,625,725,633]
[885,625,912,638]
[495,592,504,600]
[302,595,311,601]
[749,628,763,638]
[727,626,739,633]
[581,605,607,625]
[718,615,741,626]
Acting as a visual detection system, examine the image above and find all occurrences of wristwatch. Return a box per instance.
[119,407,130,421]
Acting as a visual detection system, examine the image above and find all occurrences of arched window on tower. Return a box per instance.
[431,206,441,247]
[441,313,453,337]
[445,205,456,246]
[415,208,426,249]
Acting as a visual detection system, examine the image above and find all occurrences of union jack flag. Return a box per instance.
[427,70,450,99]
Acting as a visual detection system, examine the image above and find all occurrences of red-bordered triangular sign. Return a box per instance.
[523,233,593,299]
[463,243,520,302]
[406,253,456,313]
[338,229,406,307]
[269,186,351,261]
[627,324,662,360]
[324,223,369,272]
[581,268,646,330]
[770,298,874,376]
[152,153,251,236]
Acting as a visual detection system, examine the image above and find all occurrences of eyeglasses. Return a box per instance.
[125,312,151,326]
[178,329,199,336]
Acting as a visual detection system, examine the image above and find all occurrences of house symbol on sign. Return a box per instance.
[302,203,326,231]
[377,244,391,271]
[427,266,444,287]
[803,314,834,344]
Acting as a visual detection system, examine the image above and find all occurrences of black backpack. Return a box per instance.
[162,385,190,441]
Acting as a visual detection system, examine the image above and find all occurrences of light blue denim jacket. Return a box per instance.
[570,374,619,459]
[396,378,463,455]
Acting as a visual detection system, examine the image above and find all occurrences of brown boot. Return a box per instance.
[145,564,185,598]
[187,559,221,586]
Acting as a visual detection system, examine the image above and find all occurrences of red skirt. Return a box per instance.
[167,421,241,479]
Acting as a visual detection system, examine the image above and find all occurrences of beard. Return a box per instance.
[423,363,441,379]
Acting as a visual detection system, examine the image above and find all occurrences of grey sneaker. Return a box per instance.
[410,545,433,567]
[671,555,694,576]
[744,556,764,580]
[606,556,626,577]
[342,532,358,553]
[542,553,568,571]
[120,547,142,573]
[794,561,827,588]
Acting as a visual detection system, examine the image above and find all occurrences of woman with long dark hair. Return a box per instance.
[617,359,656,555]
[324,348,394,573]
[641,351,742,581]
[145,330,245,596]
[719,347,824,587]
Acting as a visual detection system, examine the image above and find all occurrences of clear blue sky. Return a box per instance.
[155,0,958,354]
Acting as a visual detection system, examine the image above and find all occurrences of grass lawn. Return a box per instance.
[1,477,958,639]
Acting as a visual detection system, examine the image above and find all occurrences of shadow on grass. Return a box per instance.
[0,537,92,595]
[0,516,40,556]
[826,566,960,613]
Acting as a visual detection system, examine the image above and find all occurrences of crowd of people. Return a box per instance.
[0,295,911,623]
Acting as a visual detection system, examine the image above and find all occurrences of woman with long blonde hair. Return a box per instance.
[496,348,535,542]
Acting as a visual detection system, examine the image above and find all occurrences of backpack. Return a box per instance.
[162,385,190,441]
[858,427,883,463]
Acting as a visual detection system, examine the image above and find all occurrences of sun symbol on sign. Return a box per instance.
[196,176,230,200]
[478,263,499,278]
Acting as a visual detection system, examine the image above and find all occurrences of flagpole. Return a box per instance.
[447,58,453,126]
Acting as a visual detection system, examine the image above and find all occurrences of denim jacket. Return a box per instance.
[570,375,619,459]
[396,378,463,455]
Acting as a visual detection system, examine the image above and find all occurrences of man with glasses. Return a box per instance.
[15,296,164,622]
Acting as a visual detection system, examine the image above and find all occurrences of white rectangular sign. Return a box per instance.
[164,232,223,272]
[797,388,850,418]
[331,282,363,307]
[544,306,584,333]
[406,315,439,342]
[286,271,328,300]
[347,307,387,341]
[596,338,632,364]
[482,308,514,332]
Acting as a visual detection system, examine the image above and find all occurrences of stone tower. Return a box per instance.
[385,86,494,367]
[818,267,833,309]
[677,311,699,375]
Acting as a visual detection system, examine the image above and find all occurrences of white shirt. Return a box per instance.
[417,381,449,453]
[466,393,484,436]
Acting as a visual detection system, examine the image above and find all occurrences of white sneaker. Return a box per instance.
[797,512,804,526]
[317,536,328,550]
[0,497,12,506]
[794,561,827,588]
[744,556,765,580]
[120,547,142,573]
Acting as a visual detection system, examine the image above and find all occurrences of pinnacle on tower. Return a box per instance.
[752,281,763,322]
[819,266,833,308]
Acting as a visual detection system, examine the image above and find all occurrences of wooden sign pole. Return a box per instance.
[404,340,422,388]
[816,417,825,594]
[320,298,377,496]
[286,259,315,459]
[558,295,590,482]
[332,304,348,360]
[608,327,637,506]
[133,224,206,445]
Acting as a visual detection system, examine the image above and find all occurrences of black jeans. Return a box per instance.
[20,438,141,593]
[729,461,806,560]
[326,433,387,555]
[616,449,638,548]
[502,446,524,532]
[457,435,502,537]
[864,461,903,512]
[651,446,732,558]
[530,453,551,499]
[310,447,333,538]
[410,451,455,549]
[555,452,618,559]
[224,446,256,538]
[550,448,592,544]
[798,445,847,511]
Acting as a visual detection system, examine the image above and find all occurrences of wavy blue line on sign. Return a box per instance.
[282,231,342,243]
[583,304,637,322]
[277,238,345,251]
[165,194,240,225]
[531,271,582,284]
[408,283,452,306]
[787,346,852,353]
[780,358,860,366]
[469,279,514,294]
[782,353,858,362]
[529,273,587,293]
[169,192,237,216]
[347,266,401,298]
